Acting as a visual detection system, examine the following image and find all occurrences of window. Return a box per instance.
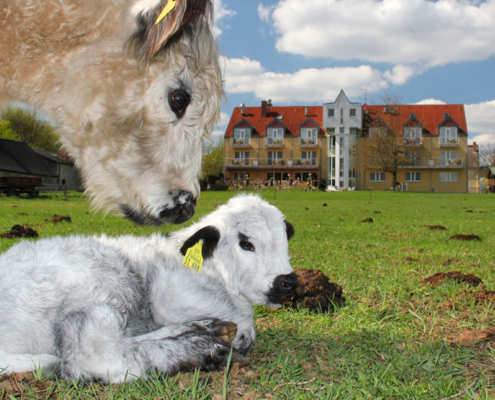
[340,109,344,124]
[439,127,458,145]
[233,128,250,145]
[328,109,335,117]
[234,151,249,166]
[301,151,317,166]
[267,128,284,145]
[300,128,318,145]
[339,137,344,155]
[370,172,386,182]
[404,127,422,145]
[350,108,356,117]
[440,171,458,182]
[350,128,359,136]
[268,151,283,165]
[339,158,344,177]
[441,150,457,166]
[405,172,421,182]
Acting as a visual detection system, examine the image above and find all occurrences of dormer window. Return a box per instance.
[300,128,318,145]
[233,128,250,145]
[404,127,422,145]
[439,127,458,145]
[267,128,284,145]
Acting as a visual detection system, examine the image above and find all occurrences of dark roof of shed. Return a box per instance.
[0,139,57,176]
[34,149,74,165]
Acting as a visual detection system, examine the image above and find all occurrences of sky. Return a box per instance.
[211,0,495,145]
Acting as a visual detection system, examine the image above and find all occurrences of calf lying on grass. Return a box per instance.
[0,194,297,383]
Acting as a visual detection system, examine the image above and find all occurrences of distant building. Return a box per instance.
[223,93,474,193]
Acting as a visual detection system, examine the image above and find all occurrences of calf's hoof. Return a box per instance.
[211,320,237,345]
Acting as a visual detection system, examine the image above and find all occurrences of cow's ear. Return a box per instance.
[285,221,295,241]
[129,0,213,60]
[180,226,220,259]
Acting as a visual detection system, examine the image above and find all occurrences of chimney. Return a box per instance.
[267,99,272,106]
[261,100,268,118]
[240,103,245,115]
[473,141,479,152]
[305,107,308,116]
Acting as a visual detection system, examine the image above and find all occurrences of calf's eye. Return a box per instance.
[239,240,255,252]
[168,89,190,119]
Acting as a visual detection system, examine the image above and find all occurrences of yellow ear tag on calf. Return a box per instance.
[183,241,204,273]
[155,0,177,25]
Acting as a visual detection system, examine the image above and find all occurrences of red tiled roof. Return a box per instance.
[365,104,467,135]
[224,106,323,137]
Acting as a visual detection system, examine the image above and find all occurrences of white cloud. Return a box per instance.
[267,0,495,83]
[257,3,274,22]
[215,112,230,129]
[212,0,235,38]
[466,100,495,143]
[415,99,447,105]
[223,57,387,103]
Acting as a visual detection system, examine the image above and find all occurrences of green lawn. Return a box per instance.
[1,190,494,399]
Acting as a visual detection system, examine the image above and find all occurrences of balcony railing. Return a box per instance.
[439,138,459,146]
[225,158,319,168]
[230,137,251,147]
[404,138,422,146]
[264,138,284,147]
[299,138,318,147]
[398,158,464,168]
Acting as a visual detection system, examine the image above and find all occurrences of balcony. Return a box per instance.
[225,158,319,169]
[404,138,422,146]
[230,137,251,147]
[439,138,459,146]
[265,138,285,147]
[299,138,318,147]
[398,158,464,168]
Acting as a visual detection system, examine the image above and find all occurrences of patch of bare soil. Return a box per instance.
[427,225,447,230]
[453,327,495,347]
[284,268,346,312]
[450,234,481,241]
[474,290,495,304]
[465,210,474,213]
[0,224,38,238]
[360,217,373,223]
[45,215,72,223]
[0,372,55,399]
[423,271,483,287]
[404,257,419,262]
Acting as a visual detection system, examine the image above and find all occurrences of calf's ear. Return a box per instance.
[285,221,295,240]
[180,226,220,259]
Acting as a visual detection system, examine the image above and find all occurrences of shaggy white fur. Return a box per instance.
[0,195,297,383]
[0,0,222,224]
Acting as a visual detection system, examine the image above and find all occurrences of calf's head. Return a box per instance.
[179,194,297,308]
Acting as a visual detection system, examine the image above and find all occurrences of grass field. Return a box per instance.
[1,190,494,399]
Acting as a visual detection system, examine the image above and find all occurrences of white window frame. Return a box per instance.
[404,127,422,145]
[267,128,284,145]
[405,172,421,182]
[233,128,250,145]
[301,128,318,145]
[301,151,317,166]
[234,151,249,166]
[439,127,458,145]
[328,109,335,117]
[349,108,356,117]
[441,150,457,166]
[268,151,283,165]
[370,172,386,182]
[440,171,458,182]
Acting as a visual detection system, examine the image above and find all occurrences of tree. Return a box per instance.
[202,139,224,181]
[0,120,21,141]
[478,143,495,168]
[1,106,60,151]
[359,94,426,189]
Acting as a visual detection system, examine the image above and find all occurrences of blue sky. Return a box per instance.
[211,0,495,145]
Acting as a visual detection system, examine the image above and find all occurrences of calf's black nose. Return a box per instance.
[267,272,298,304]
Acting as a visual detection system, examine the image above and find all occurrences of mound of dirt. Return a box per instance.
[45,215,72,223]
[284,268,346,312]
[0,225,38,239]
[450,234,481,241]
[0,372,53,398]
[360,218,373,223]
[427,225,446,230]
[423,271,483,287]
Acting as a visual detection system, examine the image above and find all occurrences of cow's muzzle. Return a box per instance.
[266,272,298,304]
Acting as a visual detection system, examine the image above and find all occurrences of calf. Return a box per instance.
[0,194,297,383]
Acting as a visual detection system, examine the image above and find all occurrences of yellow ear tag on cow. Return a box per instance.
[155,0,177,25]
[183,241,204,272]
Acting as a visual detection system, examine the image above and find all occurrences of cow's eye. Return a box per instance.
[239,240,255,252]
[168,89,190,119]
